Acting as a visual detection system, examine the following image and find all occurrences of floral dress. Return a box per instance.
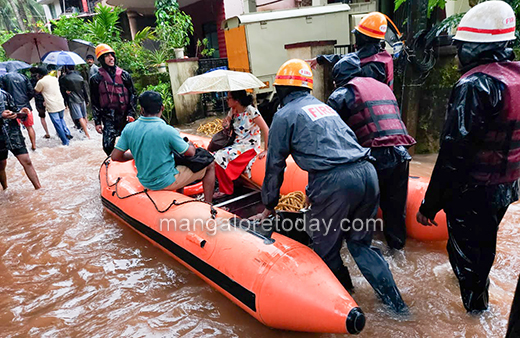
[214,105,262,177]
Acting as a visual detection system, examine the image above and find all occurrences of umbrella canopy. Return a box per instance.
[41,51,86,66]
[177,70,266,95]
[68,39,96,61]
[0,61,31,72]
[2,33,69,64]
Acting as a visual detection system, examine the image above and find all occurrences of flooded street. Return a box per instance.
[1,115,519,337]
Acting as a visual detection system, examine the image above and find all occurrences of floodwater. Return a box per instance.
[1,114,519,338]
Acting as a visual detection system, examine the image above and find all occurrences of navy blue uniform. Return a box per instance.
[262,90,407,312]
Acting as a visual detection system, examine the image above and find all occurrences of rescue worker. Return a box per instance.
[252,59,408,313]
[327,54,416,250]
[90,44,137,156]
[416,1,520,313]
[310,12,394,89]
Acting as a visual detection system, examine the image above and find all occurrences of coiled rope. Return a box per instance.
[197,119,223,136]
[102,158,217,219]
[275,191,307,212]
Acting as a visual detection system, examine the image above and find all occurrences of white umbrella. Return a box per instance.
[177,69,266,95]
[41,51,86,66]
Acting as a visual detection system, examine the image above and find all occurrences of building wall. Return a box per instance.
[182,0,227,58]
[257,0,297,12]
[41,0,63,21]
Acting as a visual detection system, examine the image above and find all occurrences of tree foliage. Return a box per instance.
[50,14,89,41]
[395,0,446,18]
[0,30,15,61]
[85,4,123,45]
[0,0,45,32]
[155,0,194,58]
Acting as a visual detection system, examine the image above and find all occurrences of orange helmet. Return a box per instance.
[355,12,387,40]
[95,43,115,60]
[274,59,313,90]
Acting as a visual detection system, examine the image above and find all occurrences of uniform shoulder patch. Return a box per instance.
[301,104,338,121]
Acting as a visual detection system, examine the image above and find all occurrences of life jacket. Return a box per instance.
[461,61,520,184]
[360,50,394,90]
[98,67,129,112]
[346,77,416,148]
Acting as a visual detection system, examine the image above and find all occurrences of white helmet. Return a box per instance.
[454,0,516,43]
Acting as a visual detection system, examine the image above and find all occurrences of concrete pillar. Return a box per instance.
[243,0,257,13]
[167,58,202,124]
[285,40,336,103]
[312,0,327,6]
[127,10,139,40]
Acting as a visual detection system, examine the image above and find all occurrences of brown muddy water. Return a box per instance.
[1,115,519,337]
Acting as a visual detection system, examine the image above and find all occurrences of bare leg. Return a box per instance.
[79,118,90,139]
[27,126,36,150]
[15,154,41,189]
[0,159,7,190]
[41,117,50,137]
[202,162,216,203]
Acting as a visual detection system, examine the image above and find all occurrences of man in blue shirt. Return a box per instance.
[111,91,216,202]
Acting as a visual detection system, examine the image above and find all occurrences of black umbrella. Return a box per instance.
[68,39,96,61]
[0,61,31,72]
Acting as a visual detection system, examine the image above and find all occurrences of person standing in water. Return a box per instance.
[417,1,520,313]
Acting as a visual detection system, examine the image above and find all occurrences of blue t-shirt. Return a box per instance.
[115,116,189,190]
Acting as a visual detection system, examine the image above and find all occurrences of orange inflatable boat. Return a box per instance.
[182,133,449,242]
[99,159,365,334]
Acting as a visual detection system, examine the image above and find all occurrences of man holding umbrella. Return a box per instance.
[90,44,137,156]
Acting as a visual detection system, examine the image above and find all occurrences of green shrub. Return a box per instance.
[0,30,15,61]
[143,81,175,125]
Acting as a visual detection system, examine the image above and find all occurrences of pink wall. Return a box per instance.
[224,0,244,19]
[256,0,297,11]
[223,0,298,19]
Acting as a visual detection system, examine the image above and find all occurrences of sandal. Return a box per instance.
[43,135,50,139]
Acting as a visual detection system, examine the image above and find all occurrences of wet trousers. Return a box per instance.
[308,161,406,311]
[102,116,127,156]
[49,110,71,146]
[445,187,510,312]
[376,161,409,250]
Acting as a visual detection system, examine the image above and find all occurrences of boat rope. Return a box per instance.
[102,157,217,219]
[197,119,223,136]
[275,191,307,212]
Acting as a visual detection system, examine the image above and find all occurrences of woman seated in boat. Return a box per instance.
[214,90,269,195]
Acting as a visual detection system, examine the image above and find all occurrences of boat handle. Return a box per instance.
[186,233,207,248]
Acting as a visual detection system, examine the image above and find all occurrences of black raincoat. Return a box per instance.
[420,42,520,312]
[262,89,407,312]
[90,60,136,156]
[0,69,34,111]
[0,89,25,152]
[327,53,412,250]
[317,43,387,84]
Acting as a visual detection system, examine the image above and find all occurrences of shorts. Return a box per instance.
[0,138,28,161]
[36,106,46,118]
[163,165,207,191]
[69,102,87,120]
[18,110,34,128]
